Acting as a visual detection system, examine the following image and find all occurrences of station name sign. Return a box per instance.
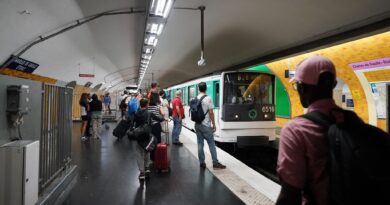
[349,57,390,71]
[79,73,95,78]
[4,56,39,73]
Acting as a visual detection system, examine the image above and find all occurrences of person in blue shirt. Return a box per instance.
[103,93,111,114]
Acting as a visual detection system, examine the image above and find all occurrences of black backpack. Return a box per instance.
[302,109,390,205]
[119,97,128,110]
[189,95,208,123]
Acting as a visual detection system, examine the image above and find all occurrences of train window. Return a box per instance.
[188,86,195,102]
[215,82,220,107]
[223,73,274,105]
[180,88,185,104]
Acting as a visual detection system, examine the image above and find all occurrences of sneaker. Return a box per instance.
[145,168,151,177]
[81,136,88,141]
[138,172,146,180]
[213,162,226,169]
[200,163,206,169]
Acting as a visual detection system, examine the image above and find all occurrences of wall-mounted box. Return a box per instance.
[0,140,39,205]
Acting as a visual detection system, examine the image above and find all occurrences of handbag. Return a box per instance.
[128,112,151,141]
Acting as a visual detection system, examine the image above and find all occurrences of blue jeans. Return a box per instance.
[172,117,182,143]
[194,123,219,165]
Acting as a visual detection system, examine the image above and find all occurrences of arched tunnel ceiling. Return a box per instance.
[1,0,390,90]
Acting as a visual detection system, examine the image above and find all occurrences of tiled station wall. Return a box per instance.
[265,32,390,131]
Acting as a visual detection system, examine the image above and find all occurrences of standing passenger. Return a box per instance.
[147,82,160,103]
[195,82,226,169]
[120,90,129,119]
[128,92,139,126]
[85,93,92,138]
[171,90,184,145]
[276,55,338,205]
[159,90,170,142]
[134,98,165,180]
[148,92,165,160]
[79,93,90,141]
[103,93,111,114]
[90,94,103,140]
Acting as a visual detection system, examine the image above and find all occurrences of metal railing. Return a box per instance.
[39,84,73,192]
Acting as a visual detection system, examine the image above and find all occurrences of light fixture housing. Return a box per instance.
[138,0,176,89]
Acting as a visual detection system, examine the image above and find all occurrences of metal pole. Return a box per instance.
[199,6,205,55]
[1,8,145,68]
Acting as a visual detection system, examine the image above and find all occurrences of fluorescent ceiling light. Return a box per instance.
[147,23,164,35]
[145,35,157,45]
[150,0,156,9]
[147,23,159,34]
[163,0,173,18]
[145,47,153,54]
[157,24,164,35]
[153,39,158,46]
[154,0,166,16]
[139,0,175,88]
[142,54,152,60]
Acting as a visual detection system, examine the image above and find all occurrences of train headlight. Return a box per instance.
[248,109,257,120]
[234,114,239,119]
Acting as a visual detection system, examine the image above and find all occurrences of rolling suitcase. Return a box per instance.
[112,119,131,139]
[154,143,170,172]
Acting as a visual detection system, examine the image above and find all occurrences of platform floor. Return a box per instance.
[65,122,245,205]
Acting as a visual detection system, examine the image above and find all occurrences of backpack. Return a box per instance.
[119,97,128,110]
[128,98,138,114]
[301,109,390,205]
[189,95,208,123]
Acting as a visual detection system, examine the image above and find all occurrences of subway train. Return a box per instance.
[166,71,276,147]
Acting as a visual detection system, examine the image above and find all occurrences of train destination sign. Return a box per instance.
[4,56,39,73]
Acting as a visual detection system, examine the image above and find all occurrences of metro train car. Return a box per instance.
[166,71,276,147]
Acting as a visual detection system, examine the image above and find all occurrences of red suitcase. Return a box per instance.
[154,143,170,172]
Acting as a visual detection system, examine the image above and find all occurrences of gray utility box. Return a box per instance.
[0,140,39,205]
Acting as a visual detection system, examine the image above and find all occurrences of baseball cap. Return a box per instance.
[289,55,336,85]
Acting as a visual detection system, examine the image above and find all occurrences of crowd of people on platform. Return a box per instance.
[79,80,226,180]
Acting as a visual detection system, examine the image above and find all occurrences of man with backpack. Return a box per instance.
[192,82,226,169]
[128,92,139,124]
[276,55,390,205]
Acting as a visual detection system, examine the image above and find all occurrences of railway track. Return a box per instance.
[218,143,280,184]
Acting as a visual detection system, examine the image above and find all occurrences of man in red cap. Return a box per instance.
[276,55,339,205]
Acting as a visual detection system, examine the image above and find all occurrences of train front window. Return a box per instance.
[223,73,274,105]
